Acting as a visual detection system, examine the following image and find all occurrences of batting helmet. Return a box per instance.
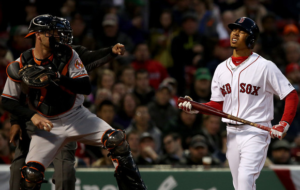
[25,14,73,45]
[228,17,259,49]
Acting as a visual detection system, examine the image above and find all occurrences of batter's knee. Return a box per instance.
[20,162,45,190]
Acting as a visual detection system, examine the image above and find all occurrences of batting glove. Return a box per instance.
[178,96,199,114]
[270,121,289,140]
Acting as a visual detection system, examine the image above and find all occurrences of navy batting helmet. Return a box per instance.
[228,17,259,49]
[25,14,73,45]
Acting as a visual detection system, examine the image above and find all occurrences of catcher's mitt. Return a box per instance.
[18,65,59,88]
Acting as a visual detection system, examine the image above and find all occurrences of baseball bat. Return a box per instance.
[178,97,272,133]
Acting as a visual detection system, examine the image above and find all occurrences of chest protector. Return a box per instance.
[21,46,76,117]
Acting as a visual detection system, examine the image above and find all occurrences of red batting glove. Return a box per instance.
[270,121,289,140]
[178,96,199,114]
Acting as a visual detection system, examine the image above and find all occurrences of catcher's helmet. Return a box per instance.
[228,17,259,49]
[25,14,73,45]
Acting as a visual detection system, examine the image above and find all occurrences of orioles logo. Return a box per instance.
[75,59,84,70]
[238,17,245,23]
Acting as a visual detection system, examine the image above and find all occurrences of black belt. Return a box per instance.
[226,123,243,126]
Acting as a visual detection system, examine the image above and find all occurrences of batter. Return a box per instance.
[179,17,298,190]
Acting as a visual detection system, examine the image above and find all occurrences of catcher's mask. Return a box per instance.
[25,14,73,49]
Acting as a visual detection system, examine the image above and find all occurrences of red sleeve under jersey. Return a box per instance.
[281,90,299,124]
[202,101,224,111]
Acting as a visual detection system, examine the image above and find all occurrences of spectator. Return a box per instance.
[213,131,227,164]
[172,0,193,26]
[111,82,126,106]
[160,133,185,165]
[170,12,205,95]
[166,110,202,149]
[71,14,96,50]
[283,42,300,65]
[97,13,134,53]
[200,115,222,154]
[60,0,77,21]
[282,24,299,43]
[193,0,218,37]
[162,77,179,107]
[285,63,300,85]
[91,148,113,167]
[184,135,220,165]
[205,39,232,74]
[216,10,236,40]
[0,130,11,164]
[131,43,168,89]
[126,130,141,161]
[270,140,297,165]
[259,14,283,61]
[0,42,12,91]
[234,0,267,32]
[133,69,155,105]
[149,9,179,69]
[136,132,160,165]
[126,105,162,153]
[119,66,135,93]
[189,68,211,103]
[114,93,139,129]
[96,100,123,130]
[291,135,300,163]
[8,25,33,59]
[97,69,115,91]
[148,83,178,132]
[90,88,112,113]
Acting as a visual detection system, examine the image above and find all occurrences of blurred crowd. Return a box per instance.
[0,0,299,168]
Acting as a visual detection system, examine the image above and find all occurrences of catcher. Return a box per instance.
[2,14,146,190]
[8,18,124,190]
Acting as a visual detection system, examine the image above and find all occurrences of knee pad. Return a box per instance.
[101,129,129,156]
[20,162,45,190]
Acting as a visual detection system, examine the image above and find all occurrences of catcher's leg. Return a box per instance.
[52,142,76,190]
[20,162,45,190]
[102,129,147,190]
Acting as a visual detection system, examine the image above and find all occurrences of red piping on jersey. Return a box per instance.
[236,55,260,123]
[2,93,18,100]
[226,59,234,120]
[281,90,298,124]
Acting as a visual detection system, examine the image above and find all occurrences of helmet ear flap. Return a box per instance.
[246,35,255,49]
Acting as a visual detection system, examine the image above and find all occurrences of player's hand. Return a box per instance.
[9,124,22,146]
[178,96,199,114]
[112,43,126,55]
[31,114,54,132]
[270,121,289,140]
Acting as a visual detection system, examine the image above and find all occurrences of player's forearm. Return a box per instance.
[59,76,91,95]
[2,97,36,121]
[281,90,299,124]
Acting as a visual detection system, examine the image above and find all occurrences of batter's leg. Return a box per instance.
[237,132,270,190]
[52,142,77,190]
[226,129,240,190]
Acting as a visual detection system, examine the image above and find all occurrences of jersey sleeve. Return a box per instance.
[2,77,21,101]
[210,68,225,102]
[68,50,88,79]
[265,61,294,100]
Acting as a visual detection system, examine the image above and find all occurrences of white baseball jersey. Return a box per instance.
[211,52,294,125]
[2,49,88,118]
